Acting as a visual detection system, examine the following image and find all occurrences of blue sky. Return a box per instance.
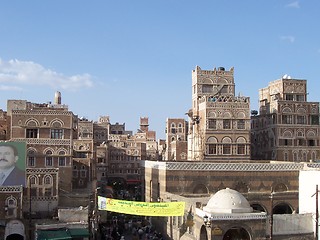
[0,0,319,139]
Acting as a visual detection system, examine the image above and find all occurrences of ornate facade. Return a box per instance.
[165,118,188,161]
[188,66,251,161]
[0,110,7,140]
[143,160,317,239]
[6,93,77,219]
[251,77,320,161]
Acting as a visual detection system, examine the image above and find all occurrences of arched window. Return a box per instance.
[51,120,63,139]
[44,175,52,185]
[29,176,37,185]
[5,196,17,217]
[45,150,53,166]
[58,150,66,166]
[26,119,39,138]
[178,123,183,133]
[207,137,217,155]
[28,149,36,167]
[303,152,307,162]
[236,137,246,155]
[171,123,176,134]
[73,165,78,178]
[222,137,232,155]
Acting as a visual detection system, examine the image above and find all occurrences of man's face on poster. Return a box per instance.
[0,146,18,170]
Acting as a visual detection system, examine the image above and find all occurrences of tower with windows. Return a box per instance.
[251,76,320,161]
[165,118,188,160]
[7,93,77,217]
[187,66,251,161]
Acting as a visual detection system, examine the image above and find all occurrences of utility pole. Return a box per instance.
[270,191,274,240]
[29,179,32,240]
[312,184,319,240]
[316,184,318,240]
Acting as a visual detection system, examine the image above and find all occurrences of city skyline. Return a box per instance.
[1,0,320,139]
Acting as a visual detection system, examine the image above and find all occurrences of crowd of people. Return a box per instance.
[99,215,164,240]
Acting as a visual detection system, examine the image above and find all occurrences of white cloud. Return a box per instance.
[0,58,94,91]
[285,1,300,8]
[0,85,23,91]
[280,35,295,43]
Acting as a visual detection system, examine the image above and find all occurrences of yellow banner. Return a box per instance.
[98,197,185,216]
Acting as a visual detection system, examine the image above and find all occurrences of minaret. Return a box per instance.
[54,91,61,105]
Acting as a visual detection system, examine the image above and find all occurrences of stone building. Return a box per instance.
[251,76,320,161]
[93,115,110,145]
[107,131,146,188]
[73,118,95,190]
[187,66,251,161]
[96,143,108,183]
[6,93,77,215]
[137,117,158,160]
[0,186,24,238]
[165,118,188,161]
[93,116,110,184]
[193,188,313,240]
[0,92,78,238]
[143,160,316,240]
[0,110,7,140]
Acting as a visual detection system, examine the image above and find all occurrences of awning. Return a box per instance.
[37,228,89,240]
[69,228,90,237]
[37,230,72,240]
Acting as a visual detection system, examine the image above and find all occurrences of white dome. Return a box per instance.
[203,188,253,214]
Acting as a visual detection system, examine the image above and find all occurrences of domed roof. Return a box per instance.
[203,188,253,214]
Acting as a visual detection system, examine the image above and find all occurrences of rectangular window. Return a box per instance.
[30,187,37,197]
[202,84,212,93]
[298,139,305,146]
[285,94,294,100]
[6,208,16,217]
[221,86,228,94]
[297,115,306,124]
[45,157,53,166]
[58,157,66,166]
[80,170,86,178]
[26,129,38,138]
[223,120,231,129]
[28,156,35,166]
[237,144,245,154]
[280,139,292,146]
[208,119,216,129]
[208,144,217,154]
[308,139,315,146]
[237,120,245,129]
[44,188,52,196]
[51,129,63,139]
[282,115,293,124]
[296,95,304,101]
[311,115,319,125]
[223,145,231,154]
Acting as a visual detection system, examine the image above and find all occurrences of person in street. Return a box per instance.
[0,144,25,186]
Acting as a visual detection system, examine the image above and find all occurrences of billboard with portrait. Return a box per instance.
[0,141,26,187]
